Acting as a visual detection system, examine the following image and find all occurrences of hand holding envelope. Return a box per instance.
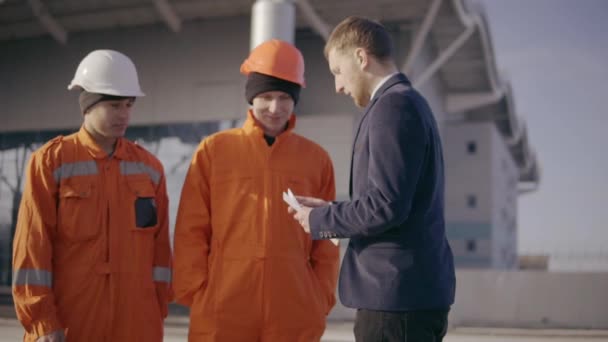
[283,188,302,211]
[283,188,339,246]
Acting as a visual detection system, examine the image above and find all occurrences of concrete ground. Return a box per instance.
[1,317,608,341]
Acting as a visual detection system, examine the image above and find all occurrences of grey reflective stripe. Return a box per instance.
[120,161,160,185]
[153,267,171,283]
[53,161,98,183]
[13,269,52,287]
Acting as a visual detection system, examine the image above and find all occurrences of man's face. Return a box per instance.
[84,98,134,139]
[251,90,294,137]
[328,47,370,108]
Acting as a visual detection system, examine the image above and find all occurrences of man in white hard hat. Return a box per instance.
[12,49,172,342]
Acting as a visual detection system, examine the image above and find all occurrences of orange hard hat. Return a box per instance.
[240,39,306,87]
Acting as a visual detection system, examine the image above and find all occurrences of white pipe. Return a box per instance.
[445,87,505,113]
[250,0,296,49]
[402,0,443,74]
[152,0,182,33]
[412,24,475,88]
[295,0,330,40]
[27,0,67,44]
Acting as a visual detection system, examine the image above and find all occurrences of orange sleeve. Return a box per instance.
[153,165,173,318]
[12,147,63,338]
[309,153,340,314]
[172,140,213,307]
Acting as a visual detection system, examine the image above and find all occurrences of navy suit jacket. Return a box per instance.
[310,73,455,311]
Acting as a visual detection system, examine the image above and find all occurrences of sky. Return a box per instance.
[478,0,608,258]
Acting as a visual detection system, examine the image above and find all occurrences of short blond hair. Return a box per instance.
[324,16,394,61]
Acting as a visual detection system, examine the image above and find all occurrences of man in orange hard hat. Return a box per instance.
[173,39,340,342]
[12,49,172,342]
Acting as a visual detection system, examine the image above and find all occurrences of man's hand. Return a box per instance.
[295,196,330,208]
[288,199,340,245]
[289,206,313,233]
[37,330,65,342]
[288,196,331,233]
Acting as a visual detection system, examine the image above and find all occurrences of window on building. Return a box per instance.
[467,194,477,208]
[467,141,477,154]
[466,239,477,252]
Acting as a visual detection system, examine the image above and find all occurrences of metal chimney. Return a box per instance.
[250,0,296,49]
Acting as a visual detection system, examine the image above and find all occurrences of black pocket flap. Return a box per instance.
[135,197,158,228]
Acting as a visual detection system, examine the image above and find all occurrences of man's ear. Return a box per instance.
[354,48,369,70]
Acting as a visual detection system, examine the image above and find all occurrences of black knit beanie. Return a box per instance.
[79,91,134,113]
[245,72,301,105]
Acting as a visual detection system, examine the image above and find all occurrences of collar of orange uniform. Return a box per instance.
[242,110,296,138]
[77,126,129,160]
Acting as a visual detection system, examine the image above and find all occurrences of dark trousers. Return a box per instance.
[353,308,449,342]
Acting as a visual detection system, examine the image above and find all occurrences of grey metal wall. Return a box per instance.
[451,270,608,329]
[1,17,246,131]
[0,17,369,132]
[329,269,608,329]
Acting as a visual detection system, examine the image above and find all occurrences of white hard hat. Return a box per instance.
[68,49,145,97]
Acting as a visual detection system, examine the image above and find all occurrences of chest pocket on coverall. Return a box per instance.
[58,181,100,241]
[128,179,159,271]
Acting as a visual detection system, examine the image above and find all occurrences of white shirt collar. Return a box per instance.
[370,72,399,100]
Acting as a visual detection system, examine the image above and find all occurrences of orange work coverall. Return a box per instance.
[174,112,340,342]
[12,127,172,342]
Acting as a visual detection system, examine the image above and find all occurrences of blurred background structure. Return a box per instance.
[1,0,607,334]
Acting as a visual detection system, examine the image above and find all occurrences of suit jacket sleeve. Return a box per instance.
[310,92,428,239]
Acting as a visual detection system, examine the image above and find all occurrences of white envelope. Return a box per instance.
[282,188,302,211]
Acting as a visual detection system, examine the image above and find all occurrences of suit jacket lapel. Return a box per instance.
[348,73,412,197]
[349,97,378,197]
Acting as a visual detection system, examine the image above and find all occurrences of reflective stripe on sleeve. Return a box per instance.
[12,269,52,287]
[153,267,171,283]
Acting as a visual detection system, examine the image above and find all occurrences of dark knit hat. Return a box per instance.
[79,90,134,113]
[245,72,301,105]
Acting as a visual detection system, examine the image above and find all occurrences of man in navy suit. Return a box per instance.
[292,16,455,341]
